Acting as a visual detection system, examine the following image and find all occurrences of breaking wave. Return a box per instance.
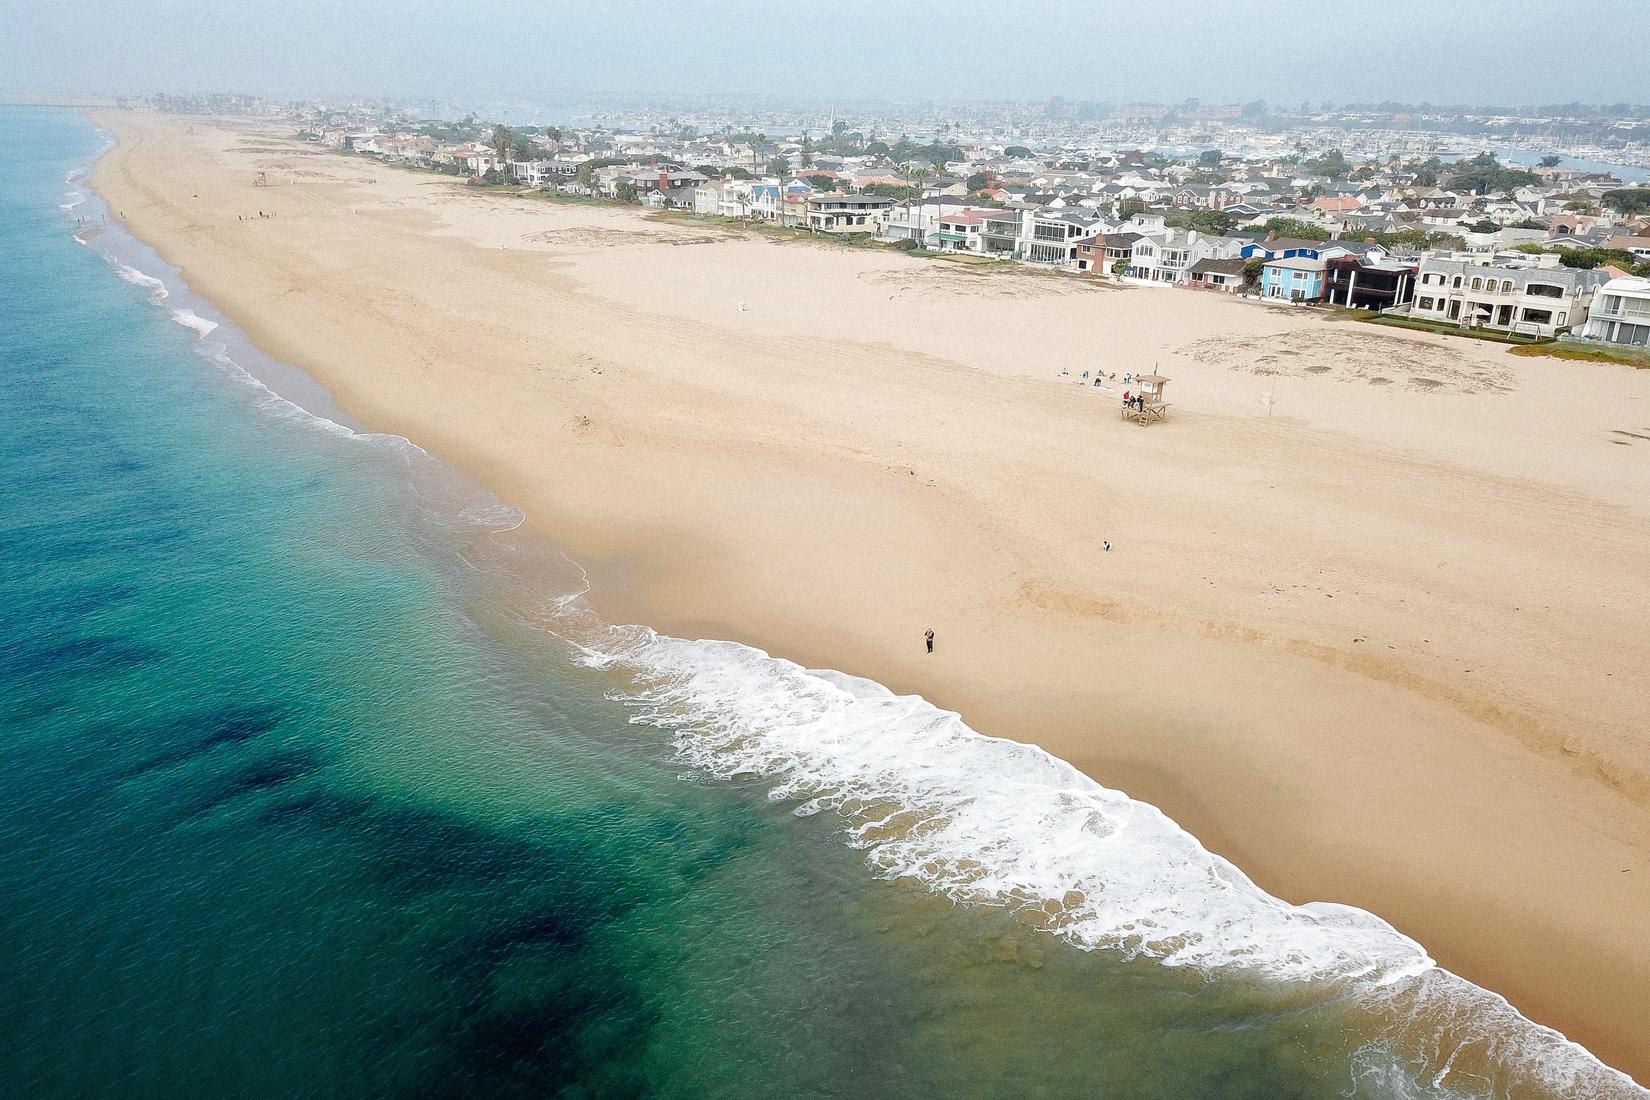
[560,623,1645,1099]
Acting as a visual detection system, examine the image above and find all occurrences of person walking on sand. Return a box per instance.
[924,629,935,654]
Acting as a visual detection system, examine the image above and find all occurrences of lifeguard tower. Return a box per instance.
[1121,374,1171,424]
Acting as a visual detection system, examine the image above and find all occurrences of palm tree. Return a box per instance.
[907,167,930,245]
[490,124,513,176]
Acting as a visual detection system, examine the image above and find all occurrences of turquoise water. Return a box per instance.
[0,106,1640,1098]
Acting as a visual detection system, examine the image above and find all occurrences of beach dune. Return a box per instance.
[93,112,1650,1081]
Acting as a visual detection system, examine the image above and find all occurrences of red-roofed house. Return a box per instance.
[934,208,999,253]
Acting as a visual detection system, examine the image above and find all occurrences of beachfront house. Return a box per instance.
[806,193,893,234]
[1076,231,1143,275]
[1126,228,1245,284]
[1022,208,1109,267]
[509,159,564,188]
[882,196,975,247]
[1259,255,1328,301]
[979,209,1027,258]
[693,181,729,216]
[934,209,998,254]
[1407,256,1608,336]
[751,182,811,226]
[1324,256,1418,310]
[1184,257,1248,292]
[1579,276,1650,347]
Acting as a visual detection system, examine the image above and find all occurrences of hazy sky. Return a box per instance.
[3,0,1644,107]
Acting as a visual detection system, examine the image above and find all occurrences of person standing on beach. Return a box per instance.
[924,629,935,654]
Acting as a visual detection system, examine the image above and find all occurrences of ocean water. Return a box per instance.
[0,105,1641,1099]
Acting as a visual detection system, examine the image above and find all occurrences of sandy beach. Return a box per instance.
[90,112,1650,1080]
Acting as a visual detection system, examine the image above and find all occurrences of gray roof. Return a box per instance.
[1416,257,1609,292]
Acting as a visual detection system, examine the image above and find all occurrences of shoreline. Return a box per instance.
[86,109,1650,1083]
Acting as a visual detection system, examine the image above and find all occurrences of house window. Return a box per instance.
[1452,276,1463,288]
[1521,308,1553,325]
[1526,283,1563,299]
[1471,277,1482,290]
[1500,280,1514,293]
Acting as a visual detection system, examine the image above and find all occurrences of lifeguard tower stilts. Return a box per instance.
[1121,374,1171,424]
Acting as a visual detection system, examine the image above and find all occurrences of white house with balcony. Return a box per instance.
[1126,228,1245,284]
[1022,208,1111,267]
[806,193,893,233]
[881,197,976,246]
[1580,276,1650,348]
[934,208,1002,253]
[1407,256,1607,337]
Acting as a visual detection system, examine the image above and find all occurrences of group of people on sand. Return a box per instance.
[236,211,276,222]
[1121,391,1146,411]
[1060,367,1122,389]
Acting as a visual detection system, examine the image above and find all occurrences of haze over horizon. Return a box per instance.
[3,0,1647,109]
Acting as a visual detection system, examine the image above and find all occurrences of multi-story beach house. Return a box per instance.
[1323,256,1418,309]
[1579,276,1650,347]
[934,209,1000,254]
[805,193,894,234]
[1259,255,1328,301]
[1408,256,1607,336]
[750,182,812,226]
[979,209,1027,258]
[1021,208,1110,267]
[882,197,974,247]
[1126,228,1246,284]
[509,160,561,188]
[1076,231,1142,275]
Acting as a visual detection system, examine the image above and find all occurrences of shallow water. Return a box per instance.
[0,105,1640,1099]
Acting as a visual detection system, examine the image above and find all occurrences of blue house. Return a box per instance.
[1259,255,1328,301]
[1240,236,1328,261]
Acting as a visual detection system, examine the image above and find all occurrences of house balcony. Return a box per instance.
[935,231,971,244]
[1591,303,1650,323]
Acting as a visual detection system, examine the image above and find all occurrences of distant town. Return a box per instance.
[141,92,1650,354]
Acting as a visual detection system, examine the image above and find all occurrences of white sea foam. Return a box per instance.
[567,624,1647,1099]
[169,308,219,338]
[458,501,527,531]
[116,263,169,300]
[98,251,413,454]
[580,629,1432,981]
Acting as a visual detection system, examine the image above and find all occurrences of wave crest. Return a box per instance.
[568,624,1645,1099]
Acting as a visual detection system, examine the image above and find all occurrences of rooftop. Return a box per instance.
[1265,255,1328,271]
